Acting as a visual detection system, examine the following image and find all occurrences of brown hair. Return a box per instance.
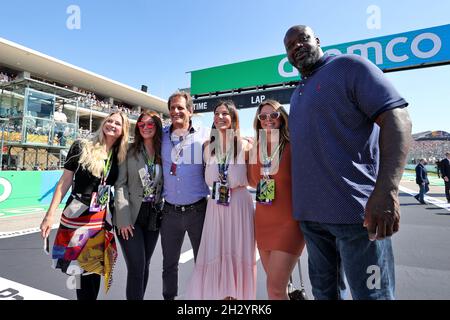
[253,99,290,145]
[209,100,241,162]
[167,90,194,113]
[131,111,163,165]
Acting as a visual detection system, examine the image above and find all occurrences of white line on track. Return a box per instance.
[399,186,450,211]
[0,224,59,239]
[178,249,260,264]
[0,276,66,300]
[179,249,194,263]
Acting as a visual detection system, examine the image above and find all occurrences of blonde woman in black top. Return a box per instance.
[40,111,129,300]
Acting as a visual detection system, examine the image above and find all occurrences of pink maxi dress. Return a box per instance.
[185,153,256,300]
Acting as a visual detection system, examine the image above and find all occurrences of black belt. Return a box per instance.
[164,198,206,213]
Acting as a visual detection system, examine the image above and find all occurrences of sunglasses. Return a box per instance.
[257,112,280,121]
[137,121,155,129]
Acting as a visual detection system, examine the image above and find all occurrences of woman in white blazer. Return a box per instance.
[114,111,163,300]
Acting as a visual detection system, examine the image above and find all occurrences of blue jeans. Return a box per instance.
[300,221,395,300]
[418,183,429,202]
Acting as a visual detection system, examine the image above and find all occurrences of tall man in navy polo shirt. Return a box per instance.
[284,25,412,299]
[160,91,210,300]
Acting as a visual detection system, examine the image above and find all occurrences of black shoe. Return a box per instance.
[420,201,426,204]
[414,195,422,203]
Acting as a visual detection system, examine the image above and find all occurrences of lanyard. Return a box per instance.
[142,147,155,179]
[101,151,113,185]
[170,131,191,162]
[217,142,233,183]
[260,132,283,177]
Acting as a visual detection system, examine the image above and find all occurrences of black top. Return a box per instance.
[64,140,119,195]
[442,158,450,179]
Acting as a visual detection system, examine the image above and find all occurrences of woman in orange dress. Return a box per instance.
[247,99,305,300]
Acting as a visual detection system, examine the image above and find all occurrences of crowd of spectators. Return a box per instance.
[77,127,93,139]
[409,140,450,164]
[0,72,16,83]
[74,89,141,119]
[1,72,169,171]
[2,72,152,121]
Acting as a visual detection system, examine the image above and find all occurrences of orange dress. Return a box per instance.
[247,143,304,255]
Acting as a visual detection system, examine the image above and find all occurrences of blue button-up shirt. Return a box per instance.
[161,124,210,205]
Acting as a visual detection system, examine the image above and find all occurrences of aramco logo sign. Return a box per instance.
[278,31,443,78]
[190,24,450,95]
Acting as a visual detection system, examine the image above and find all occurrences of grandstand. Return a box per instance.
[408,130,450,164]
[0,37,169,170]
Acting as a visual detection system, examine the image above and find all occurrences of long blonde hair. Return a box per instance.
[79,112,130,178]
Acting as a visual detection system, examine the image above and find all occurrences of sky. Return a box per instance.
[0,0,449,137]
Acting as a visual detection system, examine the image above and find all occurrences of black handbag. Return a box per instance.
[288,258,308,300]
[153,201,164,229]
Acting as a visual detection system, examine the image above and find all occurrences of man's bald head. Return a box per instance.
[283,25,323,76]
[284,25,316,42]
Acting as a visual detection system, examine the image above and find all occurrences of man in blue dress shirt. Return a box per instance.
[160,91,210,300]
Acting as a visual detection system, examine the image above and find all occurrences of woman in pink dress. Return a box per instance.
[185,100,256,300]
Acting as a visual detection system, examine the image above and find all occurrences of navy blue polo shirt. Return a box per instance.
[289,53,408,224]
